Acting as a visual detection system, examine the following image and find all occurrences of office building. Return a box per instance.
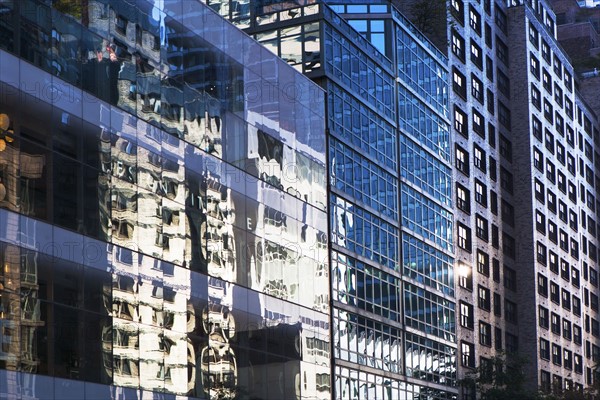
[207,1,458,398]
[0,0,331,399]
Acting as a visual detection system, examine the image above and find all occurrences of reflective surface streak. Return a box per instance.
[0,0,329,398]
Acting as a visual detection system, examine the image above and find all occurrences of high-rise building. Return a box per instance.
[437,0,521,397]
[0,1,332,399]
[507,0,600,393]
[208,1,459,398]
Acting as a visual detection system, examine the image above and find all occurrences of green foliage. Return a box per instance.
[460,353,540,400]
[461,354,600,400]
[53,0,83,20]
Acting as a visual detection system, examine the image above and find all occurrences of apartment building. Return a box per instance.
[507,0,600,393]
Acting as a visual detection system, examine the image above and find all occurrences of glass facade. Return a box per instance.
[0,0,329,399]
[227,1,458,398]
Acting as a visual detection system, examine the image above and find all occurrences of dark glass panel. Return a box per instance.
[53,153,81,231]
[83,266,111,314]
[0,1,15,53]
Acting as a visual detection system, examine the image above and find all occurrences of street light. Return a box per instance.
[0,113,14,152]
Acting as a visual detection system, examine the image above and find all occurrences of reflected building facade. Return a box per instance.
[0,0,330,399]
[207,1,458,399]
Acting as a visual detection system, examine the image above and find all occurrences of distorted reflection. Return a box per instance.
[0,0,329,397]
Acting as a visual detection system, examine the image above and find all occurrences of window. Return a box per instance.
[561,260,570,281]
[564,349,573,370]
[539,306,549,329]
[559,231,569,253]
[453,68,467,99]
[530,54,540,77]
[549,251,558,273]
[536,211,546,234]
[554,84,563,107]
[556,143,565,165]
[529,23,539,47]
[495,7,507,33]
[472,74,483,103]
[547,190,557,213]
[564,70,573,92]
[541,371,551,393]
[505,333,518,353]
[540,339,550,360]
[545,130,555,154]
[495,327,503,350]
[504,266,516,291]
[475,180,487,206]
[562,289,571,310]
[498,101,511,129]
[497,70,510,98]
[457,183,470,213]
[478,285,491,311]
[458,223,472,251]
[542,69,552,93]
[451,0,464,24]
[535,179,545,203]
[555,114,564,137]
[575,354,583,374]
[533,116,542,140]
[459,264,473,290]
[480,322,492,346]
[531,85,541,110]
[454,106,467,136]
[553,55,562,77]
[496,36,508,66]
[548,221,557,243]
[542,34,552,60]
[461,302,474,329]
[546,161,555,183]
[493,258,500,282]
[550,282,560,304]
[565,98,573,119]
[471,40,483,68]
[477,250,490,276]
[538,273,548,296]
[534,147,544,171]
[489,157,497,181]
[559,202,567,222]
[472,109,484,137]
[474,145,486,172]
[563,319,572,340]
[544,99,553,123]
[462,341,475,368]
[493,292,502,316]
[469,6,481,35]
[503,232,515,259]
[574,296,581,317]
[574,325,582,345]
[569,210,578,232]
[505,300,517,323]
[476,215,489,241]
[501,200,514,226]
[452,30,466,60]
[537,242,547,264]
[500,168,513,193]
[499,135,512,162]
[488,122,496,149]
[572,268,580,287]
[485,23,492,47]
[487,89,495,115]
[552,344,562,365]
[486,56,494,81]
[551,312,560,334]
[456,145,469,175]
